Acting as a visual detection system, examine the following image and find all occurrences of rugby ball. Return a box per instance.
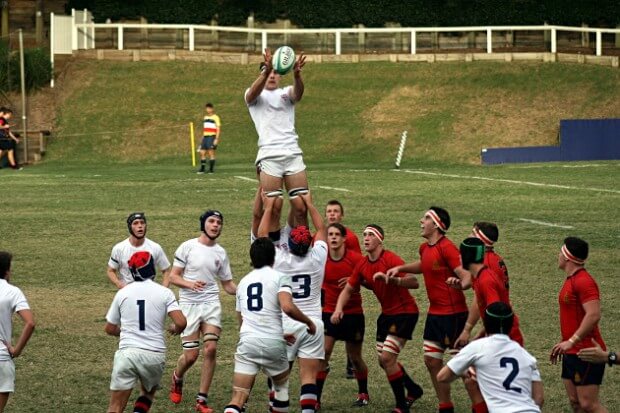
[272,46,296,75]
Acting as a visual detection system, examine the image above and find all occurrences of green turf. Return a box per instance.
[0,59,619,412]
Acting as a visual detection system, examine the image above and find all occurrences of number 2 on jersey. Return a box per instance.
[500,357,522,393]
[292,274,311,298]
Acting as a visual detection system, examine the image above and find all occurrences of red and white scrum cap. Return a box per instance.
[426,209,448,232]
[473,227,494,247]
[561,244,586,265]
[363,225,384,242]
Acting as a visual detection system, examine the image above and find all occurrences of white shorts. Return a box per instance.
[109,348,166,392]
[234,337,289,377]
[180,302,222,337]
[284,317,325,361]
[0,360,15,393]
[257,153,306,178]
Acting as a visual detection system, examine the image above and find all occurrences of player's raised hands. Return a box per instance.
[293,52,306,75]
[262,48,274,73]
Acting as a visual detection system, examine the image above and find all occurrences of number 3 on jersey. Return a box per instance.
[291,274,311,299]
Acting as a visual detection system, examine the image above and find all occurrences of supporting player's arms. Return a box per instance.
[279,291,316,334]
[386,261,422,278]
[167,309,187,335]
[436,365,459,383]
[300,192,326,242]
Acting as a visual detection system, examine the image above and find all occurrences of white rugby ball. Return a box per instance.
[272,46,295,75]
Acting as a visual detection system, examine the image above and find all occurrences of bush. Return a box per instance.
[0,41,52,93]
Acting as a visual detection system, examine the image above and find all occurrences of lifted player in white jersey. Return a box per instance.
[0,251,35,413]
[105,251,186,413]
[258,191,327,413]
[438,302,544,413]
[107,212,171,288]
[224,237,316,413]
[245,48,310,229]
[168,210,237,413]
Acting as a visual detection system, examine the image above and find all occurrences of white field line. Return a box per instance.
[508,163,607,169]
[518,218,574,229]
[400,169,620,194]
[317,185,352,192]
[234,176,256,183]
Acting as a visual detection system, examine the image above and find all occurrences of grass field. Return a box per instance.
[0,59,619,412]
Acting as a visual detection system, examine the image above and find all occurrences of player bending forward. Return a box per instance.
[104,251,186,413]
[223,237,316,413]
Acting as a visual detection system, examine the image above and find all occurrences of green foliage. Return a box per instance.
[0,42,51,93]
[66,0,620,27]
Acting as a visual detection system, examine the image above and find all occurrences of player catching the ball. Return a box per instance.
[245,48,309,228]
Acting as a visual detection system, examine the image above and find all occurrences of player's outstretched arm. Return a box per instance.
[456,297,480,347]
[245,48,272,105]
[279,292,316,334]
[300,192,326,242]
[4,309,35,358]
[257,195,277,238]
[168,266,205,291]
[387,261,422,277]
[167,309,187,335]
[221,279,237,295]
[437,365,459,383]
[106,267,124,289]
[330,283,357,324]
[161,267,171,288]
[290,52,306,103]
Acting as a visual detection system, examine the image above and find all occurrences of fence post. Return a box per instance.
[211,18,219,49]
[189,26,194,51]
[71,8,77,50]
[140,16,148,47]
[283,19,290,45]
[551,27,556,53]
[261,31,267,52]
[581,23,589,47]
[358,24,365,53]
[117,25,123,50]
[50,12,55,87]
[616,25,620,47]
[335,30,341,55]
[411,30,416,54]
[486,28,492,53]
[596,30,602,56]
[247,13,255,50]
[543,22,550,48]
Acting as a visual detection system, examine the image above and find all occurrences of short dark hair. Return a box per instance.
[483,301,514,335]
[327,222,346,237]
[250,237,275,268]
[0,107,7,113]
[564,237,589,261]
[205,103,214,108]
[2,108,12,114]
[0,251,13,279]
[429,206,450,233]
[326,200,344,215]
[474,221,499,242]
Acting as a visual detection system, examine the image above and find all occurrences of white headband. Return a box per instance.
[363,226,384,242]
[426,210,447,232]
[473,227,494,246]
[561,244,585,265]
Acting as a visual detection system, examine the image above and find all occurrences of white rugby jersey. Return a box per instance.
[173,238,233,304]
[106,279,179,353]
[236,266,292,339]
[275,240,327,320]
[245,86,302,162]
[447,334,542,413]
[108,238,171,285]
[0,279,30,361]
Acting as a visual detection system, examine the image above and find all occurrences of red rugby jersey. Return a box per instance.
[472,267,523,346]
[484,249,509,289]
[559,269,606,354]
[348,250,419,315]
[419,237,468,315]
[344,226,362,254]
[323,248,364,314]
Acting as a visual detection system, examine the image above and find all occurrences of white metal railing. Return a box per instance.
[71,22,620,57]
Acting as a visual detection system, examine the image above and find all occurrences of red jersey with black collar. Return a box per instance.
[348,250,419,315]
[484,249,509,289]
[419,236,468,315]
[472,267,523,345]
[559,268,606,354]
[323,248,364,314]
[344,226,362,254]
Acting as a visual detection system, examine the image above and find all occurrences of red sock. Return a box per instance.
[472,401,488,413]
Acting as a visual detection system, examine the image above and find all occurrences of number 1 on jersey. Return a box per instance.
[137,299,146,331]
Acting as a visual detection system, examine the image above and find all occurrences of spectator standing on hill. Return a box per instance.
[245,48,310,229]
[550,237,608,413]
[197,103,221,174]
[315,222,369,409]
[107,212,171,288]
[104,251,186,413]
[0,251,35,413]
[386,207,486,413]
[333,224,423,413]
[168,210,237,413]
[438,302,544,413]
[0,108,21,170]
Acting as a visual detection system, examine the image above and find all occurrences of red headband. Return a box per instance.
[561,245,585,265]
[473,227,494,246]
[363,226,384,242]
[426,210,447,232]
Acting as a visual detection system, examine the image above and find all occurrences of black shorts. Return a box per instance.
[561,354,605,385]
[376,313,418,342]
[423,312,468,350]
[0,139,12,150]
[200,136,216,150]
[323,312,365,342]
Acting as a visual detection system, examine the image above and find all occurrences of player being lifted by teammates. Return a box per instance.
[258,191,326,413]
[107,212,171,288]
[104,251,186,413]
[223,237,316,413]
[316,222,368,409]
[386,207,486,413]
[333,224,423,413]
[245,48,309,228]
[0,251,35,413]
[168,210,237,413]
[438,302,544,413]
[198,103,221,174]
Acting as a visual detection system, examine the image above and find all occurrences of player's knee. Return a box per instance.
[182,340,200,363]
[423,341,445,365]
[578,398,599,413]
